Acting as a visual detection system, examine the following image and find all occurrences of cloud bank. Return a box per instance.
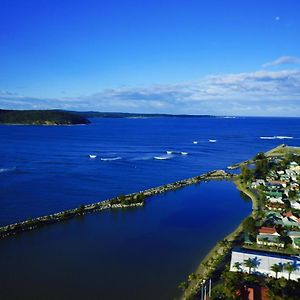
[262,56,300,68]
[1,67,300,117]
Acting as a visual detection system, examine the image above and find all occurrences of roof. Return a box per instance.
[257,234,281,243]
[269,180,287,185]
[284,211,293,217]
[288,231,300,238]
[258,227,277,234]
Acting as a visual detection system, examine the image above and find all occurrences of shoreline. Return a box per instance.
[182,177,260,299]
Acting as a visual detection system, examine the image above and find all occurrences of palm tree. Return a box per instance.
[188,273,197,282]
[233,262,242,272]
[178,281,188,298]
[270,263,283,279]
[284,262,297,280]
[244,258,256,274]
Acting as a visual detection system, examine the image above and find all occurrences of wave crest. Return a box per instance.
[100,157,122,161]
[0,167,16,174]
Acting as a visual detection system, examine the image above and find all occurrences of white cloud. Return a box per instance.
[1,69,300,116]
[262,56,300,68]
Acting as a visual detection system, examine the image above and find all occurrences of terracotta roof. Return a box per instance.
[269,180,286,185]
[258,227,277,234]
[284,211,293,217]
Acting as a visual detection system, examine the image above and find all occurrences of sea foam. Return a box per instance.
[260,136,293,140]
[100,157,122,161]
[0,167,16,174]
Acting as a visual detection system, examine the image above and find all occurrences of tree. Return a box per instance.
[243,258,256,274]
[118,194,126,202]
[233,262,242,272]
[270,263,283,279]
[178,281,188,298]
[254,158,268,178]
[254,152,266,160]
[76,204,85,215]
[241,165,253,182]
[288,190,297,200]
[242,216,256,237]
[188,273,197,282]
[284,263,297,280]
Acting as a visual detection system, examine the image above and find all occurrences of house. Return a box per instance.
[280,174,290,182]
[286,169,296,177]
[252,179,266,188]
[290,165,300,174]
[289,161,299,168]
[258,227,280,235]
[291,201,300,210]
[287,231,300,249]
[290,182,299,191]
[265,201,285,211]
[256,227,284,247]
[267,197,284,204]
[283,211,300,223]
[230,249,300,280]
[265,191,283,198]
[268,180,287,188]
[256,234,284,247]
[281,217,300,229]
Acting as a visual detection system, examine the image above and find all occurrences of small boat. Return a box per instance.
[181,152,188,155]
[166,151,173,154]
[89,155,97,159]
[193,141,198,144]
[209,140,217,143]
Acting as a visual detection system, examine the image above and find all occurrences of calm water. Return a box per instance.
[0,181,249,300]
[0,117,299,299]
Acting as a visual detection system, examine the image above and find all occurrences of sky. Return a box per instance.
[0,0,300,116]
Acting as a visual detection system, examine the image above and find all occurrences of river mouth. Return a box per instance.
[0,180,250,300]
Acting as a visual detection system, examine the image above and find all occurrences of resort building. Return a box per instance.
[230,249,300,281]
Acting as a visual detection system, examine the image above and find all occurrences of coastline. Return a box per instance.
[182,177,260,300]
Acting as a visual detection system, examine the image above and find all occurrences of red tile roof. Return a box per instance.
[284,211,293,217]
[258,227,277,234]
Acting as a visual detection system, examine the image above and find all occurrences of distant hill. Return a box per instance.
[0,110,90,125]
[70,111,214,118]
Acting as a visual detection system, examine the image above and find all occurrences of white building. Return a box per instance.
[230,249,300,281]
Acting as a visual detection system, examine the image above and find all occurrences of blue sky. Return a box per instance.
[0,0,300,116]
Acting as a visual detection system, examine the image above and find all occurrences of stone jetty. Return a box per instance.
[0,169,234,239]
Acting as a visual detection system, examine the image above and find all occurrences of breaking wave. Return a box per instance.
[153,156,172,160]
[260,136,293,140]
[100,157,122,161]
[0,167,16,174]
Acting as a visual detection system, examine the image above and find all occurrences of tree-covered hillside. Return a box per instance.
[0,110,90,125]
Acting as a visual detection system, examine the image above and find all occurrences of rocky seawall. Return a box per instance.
[0,169,234,239]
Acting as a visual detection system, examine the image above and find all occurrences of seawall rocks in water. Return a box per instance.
[0,169,235,239]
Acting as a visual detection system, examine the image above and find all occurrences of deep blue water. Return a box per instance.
[0,181,249,300]
[0,117,299,299]
[0,117,299,225]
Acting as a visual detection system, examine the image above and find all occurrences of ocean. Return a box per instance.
[0,116,299,299]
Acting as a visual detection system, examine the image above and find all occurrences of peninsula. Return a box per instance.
[0,109,90,125]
